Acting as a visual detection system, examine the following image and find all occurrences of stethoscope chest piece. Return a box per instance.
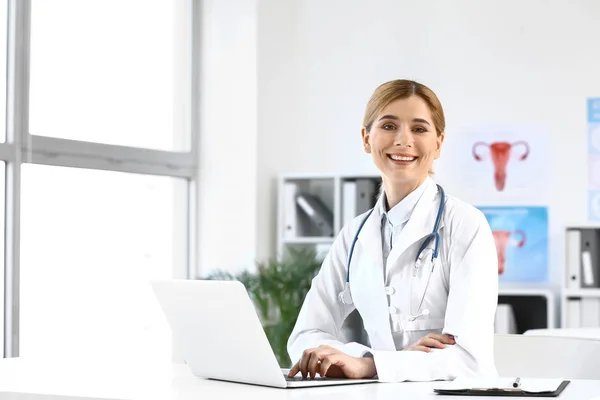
[338,283,353,305]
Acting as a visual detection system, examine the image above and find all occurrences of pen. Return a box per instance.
[512,377,521,388]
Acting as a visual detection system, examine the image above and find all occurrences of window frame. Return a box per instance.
[2,0,200,357]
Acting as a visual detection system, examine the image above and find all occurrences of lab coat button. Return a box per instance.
[388,305,398,314]
[385,286,395,295]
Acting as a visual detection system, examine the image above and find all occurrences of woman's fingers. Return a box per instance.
[406,333,456,352]
[420,337,446,349]
[311,347,339,378]
[288,362,300,377]
[307,351,321,379]
[295,346,339,379]
[428,333,455,344]
[415,345,431,352]
[319,354,335,377]
[299,349,313,378]
[319,353,343,377]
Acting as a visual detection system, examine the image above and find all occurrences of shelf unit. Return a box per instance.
[561,225,600,328]
[276,173,381,259]
[563,288,600,298]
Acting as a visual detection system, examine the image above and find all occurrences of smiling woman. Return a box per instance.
[286,79,499,383]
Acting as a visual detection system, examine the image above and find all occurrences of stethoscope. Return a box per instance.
[338,184,446,322]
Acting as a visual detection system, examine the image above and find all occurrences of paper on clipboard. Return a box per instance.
[434,377,564,393]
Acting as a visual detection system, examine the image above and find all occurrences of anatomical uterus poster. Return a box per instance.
[477,206,548,283]
[451,126,549,194]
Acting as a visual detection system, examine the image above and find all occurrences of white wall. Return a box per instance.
[200,0,600,291]
[255,0,600,290]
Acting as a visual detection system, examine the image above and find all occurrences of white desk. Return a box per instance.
[1,357,600,400]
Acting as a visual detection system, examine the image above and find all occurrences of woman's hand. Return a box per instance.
[288,345,377,379]
[404,333,455,352]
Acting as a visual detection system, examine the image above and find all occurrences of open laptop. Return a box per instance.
[150,279,378,388]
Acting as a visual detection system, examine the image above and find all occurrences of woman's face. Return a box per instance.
[362,96,444,188]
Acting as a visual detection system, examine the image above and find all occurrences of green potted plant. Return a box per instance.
[205,247,323,367]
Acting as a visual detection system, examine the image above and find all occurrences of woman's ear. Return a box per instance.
[434,132,445,158]
[361,127,371,153]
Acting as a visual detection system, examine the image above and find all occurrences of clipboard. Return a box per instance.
[433,380,570,397]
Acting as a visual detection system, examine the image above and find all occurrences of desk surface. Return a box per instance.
[1,357,599,400]
[525,328,600,340]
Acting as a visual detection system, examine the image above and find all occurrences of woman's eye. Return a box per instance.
[413,126,427,133]
[382,124,396,130]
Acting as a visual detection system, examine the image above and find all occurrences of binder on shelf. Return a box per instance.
[580,229,600,288]
[566,229,581,288]
[355,179,376,214]
[296,193,334,237]
[342,179,377,226]
[342,181,357,226]
[282,182,298,239]
[566,297,581,328]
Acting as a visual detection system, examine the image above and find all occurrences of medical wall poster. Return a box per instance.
[589,155,600,189]
[588,98,600,221]
[590,191,600,222]
[477,206,549,283]
[443,125,549,194]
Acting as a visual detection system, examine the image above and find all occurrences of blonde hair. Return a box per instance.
[363,79,445,136]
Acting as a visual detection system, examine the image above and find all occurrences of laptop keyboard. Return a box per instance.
[284,374,347,382]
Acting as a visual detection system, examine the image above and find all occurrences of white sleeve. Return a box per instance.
[287,225,373,365]
[371,211,499,382]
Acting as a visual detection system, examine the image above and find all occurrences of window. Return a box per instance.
[20,166,180,361]
[0,163,5,349]
[0,2,6,143]
[29,0,191,151]
[2,0,198,358]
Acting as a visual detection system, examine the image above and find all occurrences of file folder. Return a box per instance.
[433,378,570,397]
[580,229,600,288]
[566,229,581,288]
[342,179,377,227]
[296,193,334,236]
[282,182,298,239]
[342,181,357,226]
[355,179,376,214]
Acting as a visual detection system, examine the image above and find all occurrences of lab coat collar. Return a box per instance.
[358,177,442,252]
[379,178,431,228]
[383,179,445,278]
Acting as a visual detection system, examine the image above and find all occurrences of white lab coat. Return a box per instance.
[287,181,499,382]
